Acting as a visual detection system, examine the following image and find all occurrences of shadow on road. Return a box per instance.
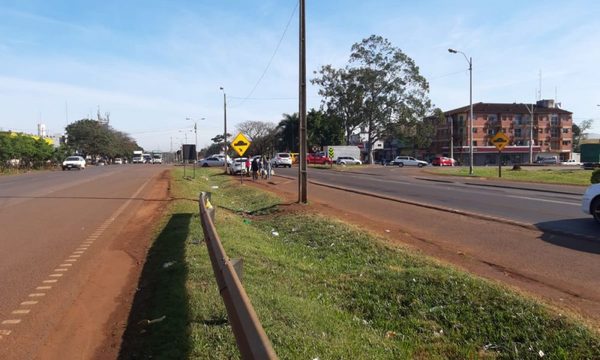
[118,213,193,359]
[535,218,600,254]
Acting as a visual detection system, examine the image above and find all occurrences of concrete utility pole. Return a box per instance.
[220,87,228,173]
[525,104,535,163]
[298,0,307,204]
[448,48,474,174]
[449,116,454,161]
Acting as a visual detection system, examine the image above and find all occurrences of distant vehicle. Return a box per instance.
[143,154,152,164]
[96,159,106,166]
[536,156,558,165]
[228,157,248,174]
[582,184,600,224]
[114,158,123,165]
[152,153,163,164]
[132,150,144,164]
[431,157,456,166]
[560,159,581,166]
[325,145,361,163]
[307,152,332,165]
[62,156,86,170]
[271,153,292,168]
[198,155,227,167]
[337,156,362,165]
[390,156,428,168]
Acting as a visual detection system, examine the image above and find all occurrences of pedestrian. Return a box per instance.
[266,156,272,179]
[245,158,251,176]
[261,156,268,179]
[251,158,259,180]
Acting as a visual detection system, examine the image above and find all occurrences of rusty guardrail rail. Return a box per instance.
[198,192,277,360]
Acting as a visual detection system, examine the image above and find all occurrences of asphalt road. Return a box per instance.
[275,165,596,239]
[0,164,166,359]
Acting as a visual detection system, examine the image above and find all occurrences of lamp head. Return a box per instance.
[448,48,457,54]
[219,87,224,90]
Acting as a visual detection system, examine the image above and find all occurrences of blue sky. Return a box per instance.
[1,0,599,151]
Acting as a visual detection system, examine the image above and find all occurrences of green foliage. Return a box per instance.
[65,119,139,159]
[0,132,56,169]
[591,169,600,184]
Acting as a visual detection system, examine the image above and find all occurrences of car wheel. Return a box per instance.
[592,198,600,224]
[202,163,208,167]
[398,162,404,167]
[62,167,66,171]
[418,163,424,168]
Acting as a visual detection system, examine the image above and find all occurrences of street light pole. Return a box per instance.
[298,0,307,204]
[449,48,474,175]
[220,87,228,173]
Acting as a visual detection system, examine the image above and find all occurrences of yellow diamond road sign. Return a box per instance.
[491,132,509,151]
[232,132,251,156]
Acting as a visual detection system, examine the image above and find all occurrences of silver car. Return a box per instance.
[199,155,227,167]
[271,153,292,168]
[62,156,86,170]
[228,157,248,174]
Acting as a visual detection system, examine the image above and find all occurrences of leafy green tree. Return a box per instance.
[313,35,432,163]
[573,119,594,153]
[307,109,344,149]
[276,113,299,152]
[236,120,277,156]
[65,119,139,160]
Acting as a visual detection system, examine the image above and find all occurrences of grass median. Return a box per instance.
[122,167,600,359]
[427,167,591,186]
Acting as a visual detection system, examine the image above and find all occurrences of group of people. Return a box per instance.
[245,156,272,181]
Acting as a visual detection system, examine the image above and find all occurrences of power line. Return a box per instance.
[231,1,299,108]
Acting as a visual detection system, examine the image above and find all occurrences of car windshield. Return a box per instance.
[278,154,290,158]
[66,157,80,161]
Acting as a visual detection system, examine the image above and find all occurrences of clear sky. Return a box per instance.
[1,0,599,151]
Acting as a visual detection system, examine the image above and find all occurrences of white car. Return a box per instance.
[114,158,123,165]
[337,156,362,165]
[582,184,600,224]
[228,157,248,175]
[561,159,581,166]
[199,155,228,167]
[62,156,86,170]
[271,153,292,168]
[391,156,428,168]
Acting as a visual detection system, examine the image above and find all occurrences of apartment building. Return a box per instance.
[430,100,573,165]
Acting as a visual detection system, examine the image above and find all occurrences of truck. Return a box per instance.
[324,145,361,163]
[132,150,144,164]
[581,141,600,169]
[151,152,163,164]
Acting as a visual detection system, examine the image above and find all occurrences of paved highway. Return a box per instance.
[0,165,166,359]
[275,166,595,239]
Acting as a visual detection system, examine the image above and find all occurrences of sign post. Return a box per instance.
[328,147,334,168]
[232,133,252,184]
[491,132,509,178]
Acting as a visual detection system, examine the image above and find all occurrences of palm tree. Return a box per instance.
[276,113,299,152]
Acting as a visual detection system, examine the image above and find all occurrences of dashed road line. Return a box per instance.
[43,280,58,284]
[65,259,77,262]
[20,301,38,306]
[69,255,81,258]
[36,286,52,290]
[73,251,84,254]
[59,263,72,267]
[54,268,68,272]
[2,320,21,325]
[28,293,45,297]
[12,310,30,315]
[49,274,63,277]
[0,330,11,335]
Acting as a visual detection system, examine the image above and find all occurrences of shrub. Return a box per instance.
[591,169,600,184]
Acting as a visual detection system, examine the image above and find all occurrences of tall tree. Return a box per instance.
[313,35,432,163]
[307,109,344,149]
[573,119,594,152]
[236,120,277,155]
[276,113,299,152]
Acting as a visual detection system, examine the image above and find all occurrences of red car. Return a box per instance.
[431,157,457,166]
[307,152,333,165]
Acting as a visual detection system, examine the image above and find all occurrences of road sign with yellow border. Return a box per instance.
[231,132,251,156]
[491,132,509,151]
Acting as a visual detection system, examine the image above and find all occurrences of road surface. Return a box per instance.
[0,165,168,359]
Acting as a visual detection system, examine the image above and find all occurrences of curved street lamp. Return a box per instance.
[448,48,474,175]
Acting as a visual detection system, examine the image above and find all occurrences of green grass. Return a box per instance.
[122,168,600,359]
[427,167,592,186]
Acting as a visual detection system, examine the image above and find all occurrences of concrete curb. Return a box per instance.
[414,177,584,196]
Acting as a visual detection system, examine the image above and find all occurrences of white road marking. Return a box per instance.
[29,293,45,297]
[59,264,72,267]
[0,330,11,335]
[43,280,57,283]
[69,255,81,258]
[49,273,63,277]
[20,301,38,305]
[73,251,84,254]
[54,268,68,272]
[12,310,30,315]
[1,320,20,325]
[506,195,580,206]
[36,286,52,290]
[76,248,87,251]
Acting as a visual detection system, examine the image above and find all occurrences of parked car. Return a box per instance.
[271,153,292,168]
[198,155,227,167]
[114,158,123,165]
[536,156,559,164]
[560,159,581,166]
[62,156,86,170]
[307,152,333,165]
[337,156,362,165]
[431,157,457,166]
[390,156,428,168]
[228,157,249,175]
[582,184,600,224]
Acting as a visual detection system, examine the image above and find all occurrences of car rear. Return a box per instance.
[274,153,292,167]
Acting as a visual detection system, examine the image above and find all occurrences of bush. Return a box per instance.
[591,169,600,184]
[512,164,522,171]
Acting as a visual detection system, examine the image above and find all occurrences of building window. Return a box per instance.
[515,129,522,137]
[473,141,477,146]
[487,128,495,135]
[514,115,522,125]
[487,115,497,122]
[562,128,569,133]
[562,141,571,146]
[551,128,559,137]
[551,114,559,126]
[473,128,478,133]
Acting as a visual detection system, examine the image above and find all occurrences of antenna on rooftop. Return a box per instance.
[537,70,542,101]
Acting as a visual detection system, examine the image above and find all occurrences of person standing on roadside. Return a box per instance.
[251,157,259,181]
[245,158,251,177]
[266,156,272,179]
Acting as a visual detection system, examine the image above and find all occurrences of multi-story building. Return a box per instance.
[430,100,573,165]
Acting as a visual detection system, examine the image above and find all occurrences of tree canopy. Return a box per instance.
[65,119,139,159]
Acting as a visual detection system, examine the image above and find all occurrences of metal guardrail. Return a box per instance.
[198,192,278,360]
